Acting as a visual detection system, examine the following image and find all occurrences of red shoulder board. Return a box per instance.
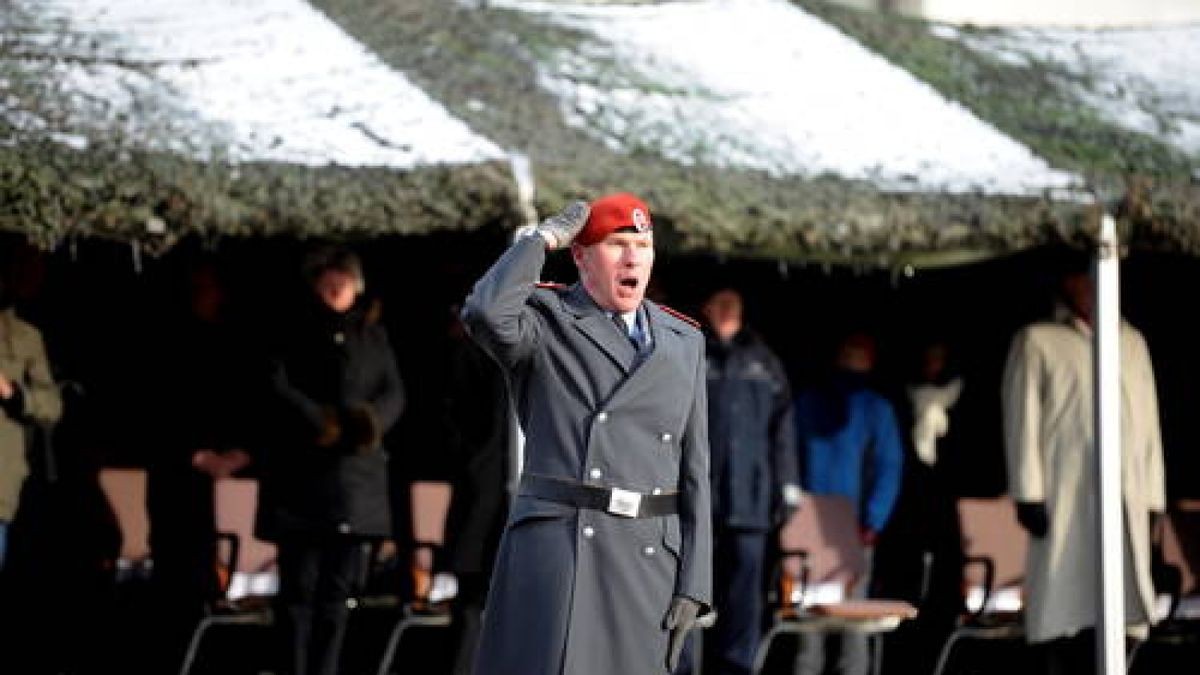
[535,281,569,291]
[659,304,700,329]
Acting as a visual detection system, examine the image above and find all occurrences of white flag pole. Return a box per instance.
[1094,212,1125,675]
[505,151,538,494]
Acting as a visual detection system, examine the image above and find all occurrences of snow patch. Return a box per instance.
[494,0,1078,195]
[940,23,1200,159]
[3,0,503,168]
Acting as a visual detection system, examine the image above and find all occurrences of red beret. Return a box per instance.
[575,192,653,246]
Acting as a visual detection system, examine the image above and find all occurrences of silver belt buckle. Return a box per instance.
[607,487,642,518]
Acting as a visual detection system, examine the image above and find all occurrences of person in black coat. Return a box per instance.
[440,307,512,675]
[257,246,405,675]
[701,289,800,675]
[145,261,255,672]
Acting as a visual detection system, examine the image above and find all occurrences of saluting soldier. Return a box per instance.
[462,193,713,675]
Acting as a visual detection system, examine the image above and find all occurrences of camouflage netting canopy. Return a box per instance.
[0,0,520,250]
[3,0,1197,267]
[313,0,1198,267]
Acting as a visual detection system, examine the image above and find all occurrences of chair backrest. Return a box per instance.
[214,477,277,598]
[957,497,1027,613]
[97,467,151,566]
[1163,499,1200,596]
[779,493,866,600]
[410,480,453,600]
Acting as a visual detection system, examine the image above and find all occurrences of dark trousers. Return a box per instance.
[146,461,218,673]
[276,536,362,675]
[707,529,767,675]
[449,573,491,675]
[1039,629,1139,675]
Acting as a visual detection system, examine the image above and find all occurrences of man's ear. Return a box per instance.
[570,243,586,271]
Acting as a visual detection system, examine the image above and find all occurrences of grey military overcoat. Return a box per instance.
[462,235,713,675]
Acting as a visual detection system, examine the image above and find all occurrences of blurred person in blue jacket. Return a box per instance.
[792,331,903,675]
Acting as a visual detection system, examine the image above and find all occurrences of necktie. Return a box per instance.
[613,313,641,352]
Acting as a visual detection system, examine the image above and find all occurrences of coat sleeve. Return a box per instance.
[1002,329,1046,503]
[1136,333,1166,513]
[766,350,800,501]
[677,339,713,609]
[461,235,547,369]
[15,327,63,425]
[367,326,406,434]
[270,352,329,437]
[863,397,903,532]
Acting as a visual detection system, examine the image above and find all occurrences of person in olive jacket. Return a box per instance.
[257,246,405,675]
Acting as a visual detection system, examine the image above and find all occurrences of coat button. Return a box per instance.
[582,526,596,538]
[643,546,656,556]
[333,332,345,344]
[589,468,603,480]
[597,411,609,423]
[661,433,672,442]
[337,522,351,534]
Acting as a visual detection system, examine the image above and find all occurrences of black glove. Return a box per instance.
[1016,501,1049,539]
[341,404,381,455]
[1150,510,1163,538]
[663,596,701,672]
[0,382,25,419]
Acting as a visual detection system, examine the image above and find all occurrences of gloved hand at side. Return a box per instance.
[663,595,701,672]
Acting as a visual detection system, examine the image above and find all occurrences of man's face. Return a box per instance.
[315,269,358,313]
[572,231,655,313]
[836,334,877,374]
[1062,272,1095,325]
[702,290,743,339]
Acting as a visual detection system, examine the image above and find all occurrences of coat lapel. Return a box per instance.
[606,301,684,407]
[563,284,636,374]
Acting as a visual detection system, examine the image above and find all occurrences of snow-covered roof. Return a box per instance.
[492,0,1080,197]
[933,23,1200,163]
[3,0,504,168]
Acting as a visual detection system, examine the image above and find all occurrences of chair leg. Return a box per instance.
[178,616,218,675]
[375,615,417,675]
[930,629,969,675]
[750,624,785,675]
[871,633,883,675]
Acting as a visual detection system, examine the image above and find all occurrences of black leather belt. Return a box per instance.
[519,474,679,518]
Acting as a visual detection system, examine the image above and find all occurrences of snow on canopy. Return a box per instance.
[3,0,504,168]
[932,22,1200,164]
[491,0,1081,196]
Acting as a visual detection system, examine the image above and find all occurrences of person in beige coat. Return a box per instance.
[0,305,63,569]
[1002,264,1165,674]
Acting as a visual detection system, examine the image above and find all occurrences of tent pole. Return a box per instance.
[506,151,538,495]
[1093,212,1124,675]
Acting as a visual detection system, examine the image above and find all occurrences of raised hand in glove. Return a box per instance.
[663,595,701,672]
[1016,501,1049,539]
[535,200,590,250]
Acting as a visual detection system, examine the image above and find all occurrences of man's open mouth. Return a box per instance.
[618,277,639,290]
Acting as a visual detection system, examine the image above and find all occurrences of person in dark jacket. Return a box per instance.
[701,288,799,675]
[258,246,405,675]
[145,261,254,672]
[440,306,512,675]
